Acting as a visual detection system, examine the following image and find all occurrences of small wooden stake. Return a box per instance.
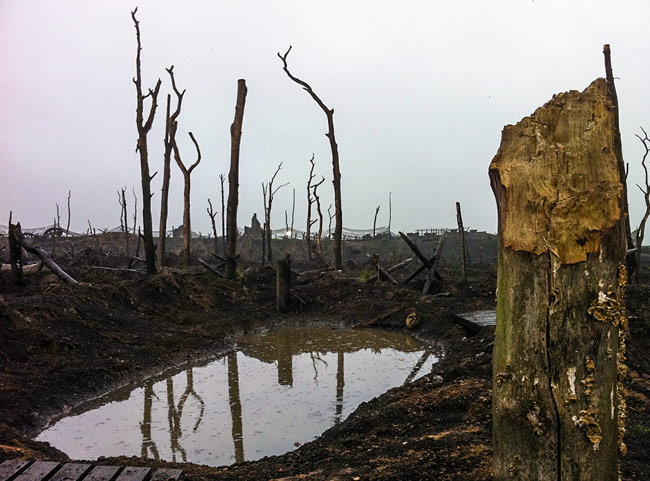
[276,254,291,312]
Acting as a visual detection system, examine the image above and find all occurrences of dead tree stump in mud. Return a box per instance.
[489,78,627,481]
[276,254,291,312]
[8,222,23,286]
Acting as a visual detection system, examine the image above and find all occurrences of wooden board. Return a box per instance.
[0,460,31,481]
[114,468,150,481]
[450,309,496,334]
[83,466,121,481]
[49,464,91,481]
[149,469,183,481]
[0,463,181,481]
[13,462,60,481]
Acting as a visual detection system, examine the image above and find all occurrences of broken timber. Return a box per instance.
[366,256,413,283]
[398,231,443,293]
[0,461,182,481]
[450,309,496,334]
[10,222,78,284]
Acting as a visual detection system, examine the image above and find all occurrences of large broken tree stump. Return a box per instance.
[490,78,627,481]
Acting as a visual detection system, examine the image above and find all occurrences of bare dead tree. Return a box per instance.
[118,187,129,255]
[262,185,268,266]
[263,162,289,262]
[172,129,202,266]
[634,126,650,281]
[207,199,219,255]
[388,192,392,238]
[258,221,265,266]
[278,46,343,269]
[118,190,125,232]
[373,205,380,237]
[159,66,186,267]
[8,214,23,286]
[132,8,162,274]
[290,187,296,239]
[305,154,316,260]
[132,187,138,235]
[56,204,60,232]
[226,79,247,279]
[52,217,56,257]
[219,173,226,257]
[327,204,334,239]
[66,190,71,236]
[312,176,325,255]
[456,201,467,282]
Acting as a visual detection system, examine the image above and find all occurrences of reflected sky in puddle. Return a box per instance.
[37,326,439,466]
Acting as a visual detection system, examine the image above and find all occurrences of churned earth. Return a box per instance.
[0,260,648,480]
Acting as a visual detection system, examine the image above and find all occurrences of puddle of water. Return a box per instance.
[37,326,438,466]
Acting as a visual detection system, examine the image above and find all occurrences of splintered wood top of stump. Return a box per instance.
[489,77,622,264]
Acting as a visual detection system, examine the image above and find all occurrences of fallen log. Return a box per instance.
[11,223,78,284]
[366,257,413,283]
[354,307,403,328]
[368,254,398,285]
[88,266,146,273]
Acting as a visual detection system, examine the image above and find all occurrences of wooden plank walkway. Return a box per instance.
[450,309,496,334]
[0,462,182,481]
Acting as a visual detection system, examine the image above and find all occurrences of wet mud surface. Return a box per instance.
[1,263,649,480]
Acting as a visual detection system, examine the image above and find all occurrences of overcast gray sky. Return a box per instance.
[2,0,650,236]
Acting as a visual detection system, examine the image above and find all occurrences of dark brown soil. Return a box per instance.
[0,259,648,480]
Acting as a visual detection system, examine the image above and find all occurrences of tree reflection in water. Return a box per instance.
[334,351,344,424]
[38,327,440,467]
[140,380,159,460]
[227,352,244,464]
[139,369,207,463]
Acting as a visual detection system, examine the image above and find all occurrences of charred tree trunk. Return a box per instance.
[387,192,392,238]
[305,154,316,260]
[373,205,380,237]
[261,221,267,267]
[8,220,23,286]
[158,94,172,266]
[456,201,467,282]
[490,78,627,481]
[263,163,288,263]
[312,176,325,255]
[290,187,296,240]
[172,130,202,266]
[132,8,162,274]
[207,199,219,255]
[278,47,343,269]
[633,127,650,282]
[159,66,186,267]
[220,173,226,258]
[276,254,291,312]
[66,190,71,236]
[119,187,129,255]
[132,187,138,235]
[226,79,247,279]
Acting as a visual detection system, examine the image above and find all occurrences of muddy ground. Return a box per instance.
[0,258,649,480]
